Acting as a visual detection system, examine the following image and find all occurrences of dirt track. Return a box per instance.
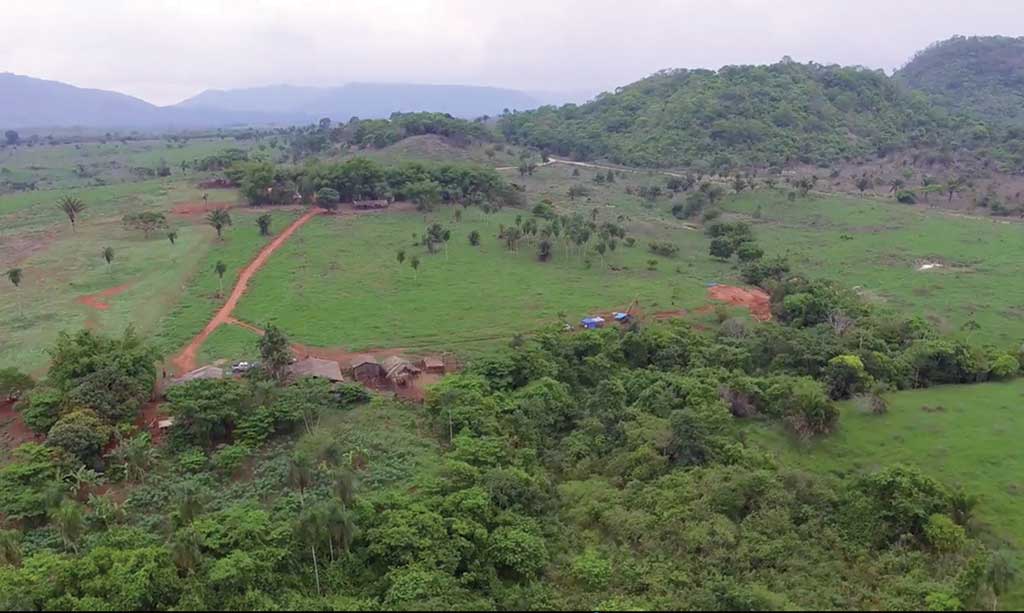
[170,208,320,375]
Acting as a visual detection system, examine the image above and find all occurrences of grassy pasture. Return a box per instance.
[747,379,1024,607]
[723,191,1024,346]
[232,205,730,356]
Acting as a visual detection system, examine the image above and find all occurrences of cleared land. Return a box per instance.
[748,379,1024,607]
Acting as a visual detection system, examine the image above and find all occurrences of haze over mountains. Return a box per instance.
[0,75,560,130]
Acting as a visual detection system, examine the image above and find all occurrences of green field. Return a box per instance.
[723,191,1024,346]
[748,379,1024,606]
[231,205,731,355]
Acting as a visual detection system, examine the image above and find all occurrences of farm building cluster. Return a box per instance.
[167,353,445,392]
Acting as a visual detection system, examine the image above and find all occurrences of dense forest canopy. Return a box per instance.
[500,59,1024,174]
[897,35,1024,127]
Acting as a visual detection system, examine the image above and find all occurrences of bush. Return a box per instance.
[736,242,764,263]
[924,513,966,553]
[896,189,917,204]
[822,354,873,399]
[177,448,208,474]
[571,549,612,589]
[989,354,1019,379]
[332,382,372,406]
[648,241,679,258]
[212,444,250,477]
[709,237,735,260]
[46,409,110,465]
[741,255,791,285]
[0,368,34,401]
[19,386,64,434]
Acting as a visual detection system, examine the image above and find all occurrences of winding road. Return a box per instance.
[170,208,321,375]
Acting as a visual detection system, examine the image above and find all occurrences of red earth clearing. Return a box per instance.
[0,400,39,453]
[170,209,321,375]
[707,285,772,321]
[77,283,132,310]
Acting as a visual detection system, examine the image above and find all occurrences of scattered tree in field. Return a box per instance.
[441,228,452,259]
[647,259,658,271]
[315,187,340,212]
[468,230,481,246]
[259,324,293,382]
[855,175,872,193]
[122,211,168,238]
[794,177,816,197]
[6,267,22,289]
[214,260,227,297]
[410,256,421,278]
[102,246,114,271]
[454,209,462,223]
[167,230,178,245]
[4,130,19,146]
[257,214,272,236]
[889,178,905,194]
[567,185,590,201]
[537,239,553,262]
[422,223,449,254]
[206,209,232,240]
[396,249,406,266]
[57,196,86,233]
[946,177,964,202]
[406,180,442,212]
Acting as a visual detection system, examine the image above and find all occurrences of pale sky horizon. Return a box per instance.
[2,0,1022,106]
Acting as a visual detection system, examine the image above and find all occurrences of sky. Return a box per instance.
[2,0,1022,106]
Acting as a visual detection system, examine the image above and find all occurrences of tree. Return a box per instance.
[468,230,481,246]
[736,242,764,262]
[47,410,109,465]
[441,228,451,259]
[259,324,292,382]
[316,187,340,212]
[206,208,232,240]
[396,249,406,266]
[567,185,590,201]
[945,177,963,202]
[122,212,168,238]
[855,175,872,193]
[257,214,272,236]
[214,260,228,297]
[294,504,326,596]
[410,256,421,278]
[6,268,23,317]
[167,230,178,245]
[111,433,157,484]
[709,237,735,260]
[538,239,553,262]
[406,180,442,212]
[102,246,115,271]
[57,196,86,233]
[50,500,84,553]
[4,130,19,146]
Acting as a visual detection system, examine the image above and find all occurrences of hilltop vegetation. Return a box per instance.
[500,59,1024,175]
[897,36,1024,127]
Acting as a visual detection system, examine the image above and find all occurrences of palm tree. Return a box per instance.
[294,506,326,596]
[167,230,178,245]
[64,466,104,501]
[57,196,85,233]
[112,434,156,484]
[170,528,203,575]
[331,469,356,507]
[0,529,23,567]
[206,208,232,240]
[102,246,114,271]
[288,453,314,506]
[51,500,84,553]
[6,268,23,317]
[324,500,355,562]
[214,261,227,297]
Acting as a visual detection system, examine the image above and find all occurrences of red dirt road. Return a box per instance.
[77,283,132,310]
[170,208,321,375]
[707,285,772,321]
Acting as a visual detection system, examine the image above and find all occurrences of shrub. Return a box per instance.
[924,513,966,553]
[212,444,250,477]
[332,382,372,406]
[823,354,874,399]
[709,237,735,260]
[0,367,34,400]
[571,549,612,589]
[46,409,110,465]
[19,386,64,434]
[177,448,208,474]
[989,353,1019,379]
[648,241,679,257]
[896,189,917,204]
[736,242,764,263]
[741,256,790,285]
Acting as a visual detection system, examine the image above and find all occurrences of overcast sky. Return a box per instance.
[2,0,1022,106]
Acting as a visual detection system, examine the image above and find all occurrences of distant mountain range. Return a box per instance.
[0,73,566,130]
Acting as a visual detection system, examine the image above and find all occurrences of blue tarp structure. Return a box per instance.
[613,312,630,322]
[581,316,606,329]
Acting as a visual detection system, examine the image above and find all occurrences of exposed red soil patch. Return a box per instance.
[0,400,40,453]
[707,285,772,321]
[171,201,234,217]
[170,208,321,375]
[76,283,132,311]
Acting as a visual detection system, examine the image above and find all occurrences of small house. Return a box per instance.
[167,365,224,388]
[350,355,383,382]
[157,418,175,431]
[290,357,344,382]
[353,199,390,210]
[421,356,445,374]
[581,316,606,329]
[382,356,420,385]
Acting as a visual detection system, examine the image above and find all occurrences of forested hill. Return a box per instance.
[499,61,950,170]
[896,35,1024,127]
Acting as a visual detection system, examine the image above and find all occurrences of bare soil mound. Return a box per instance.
[707,285,772,321]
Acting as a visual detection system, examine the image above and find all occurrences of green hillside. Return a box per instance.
[897,35,1024,126]
[500,61,949,170]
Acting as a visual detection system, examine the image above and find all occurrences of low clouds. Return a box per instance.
[2,0,1021,105]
